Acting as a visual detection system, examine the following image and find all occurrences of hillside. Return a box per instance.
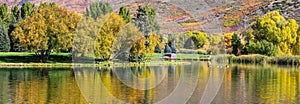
[1,0,300,34]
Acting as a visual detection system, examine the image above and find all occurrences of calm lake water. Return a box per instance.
[1,62,300,104]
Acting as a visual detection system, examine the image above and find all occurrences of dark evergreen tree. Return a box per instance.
[154,44,161,53]
[231,33,242,56]
[0,24,10,52]
[164,45,171,53]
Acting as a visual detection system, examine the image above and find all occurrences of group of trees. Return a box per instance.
[225,11,300,56]
[0,1,163,62]
[74,2,161,61]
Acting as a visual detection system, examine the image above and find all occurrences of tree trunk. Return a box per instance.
[40,50,45,62]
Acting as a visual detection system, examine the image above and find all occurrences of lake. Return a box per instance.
[1,62,300,104]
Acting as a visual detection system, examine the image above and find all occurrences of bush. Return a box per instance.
[246,40,276,56]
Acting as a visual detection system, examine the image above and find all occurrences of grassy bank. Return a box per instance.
[228,54,300,65]
[0,52,190,67]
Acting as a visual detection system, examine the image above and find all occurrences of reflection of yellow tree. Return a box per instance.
[13,70,86,104]
[14,71,48,104]
[254,67,296,103]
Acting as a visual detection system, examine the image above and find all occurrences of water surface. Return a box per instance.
[0,63,300,104]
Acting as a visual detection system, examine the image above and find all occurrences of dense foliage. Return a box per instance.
[119,6,131,23]
[247,11,299,56]
[0,24,10,52]
[12,3,81,61]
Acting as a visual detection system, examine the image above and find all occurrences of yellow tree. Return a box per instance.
[130,37,147,61]
[250,11,299,56]
[12,4,81,61]
[224,33,233,48]
[147,34,161,54]
[94,13,125,60]
[113,23,144,59]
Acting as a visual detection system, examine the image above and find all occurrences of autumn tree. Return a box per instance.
[0,24,10,52]
[250,11,299,56]
[119,6,131,23]
[94,13,125,60]
[188,31,208,49]
[12,4,81,61]
[85,1,112,19]
[130,37,147,62]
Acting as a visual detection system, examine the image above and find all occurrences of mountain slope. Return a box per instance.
[2,0,299,34]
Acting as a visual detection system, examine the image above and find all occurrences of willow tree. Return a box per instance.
[12,4,81,61]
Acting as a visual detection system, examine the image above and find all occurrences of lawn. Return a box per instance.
[0,52,71,63]
[0,52,208,67]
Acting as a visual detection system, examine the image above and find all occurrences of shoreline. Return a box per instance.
[0,61,191,68]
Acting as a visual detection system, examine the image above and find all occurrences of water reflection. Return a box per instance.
[0,68,86,104]
[0,64,300,103]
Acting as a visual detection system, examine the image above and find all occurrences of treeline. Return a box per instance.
[0,2,162,62]
[0,2,37,52]
[224,11,300,56]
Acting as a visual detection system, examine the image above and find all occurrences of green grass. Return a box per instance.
[146,53,209,60]
[227,54,300,65]
[0,52,71,63]
[0,52,193,67]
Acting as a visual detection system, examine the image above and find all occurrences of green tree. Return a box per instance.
[0,24,10,52]
[11,6,20,22]
[246,40,276,56]
[0,3,10,25]
[133,5,160,37]
[231,33,242,56]
[85,1,112,19]
[12,4,81,61]
[20,2,36,19]
[119,6,131,23]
